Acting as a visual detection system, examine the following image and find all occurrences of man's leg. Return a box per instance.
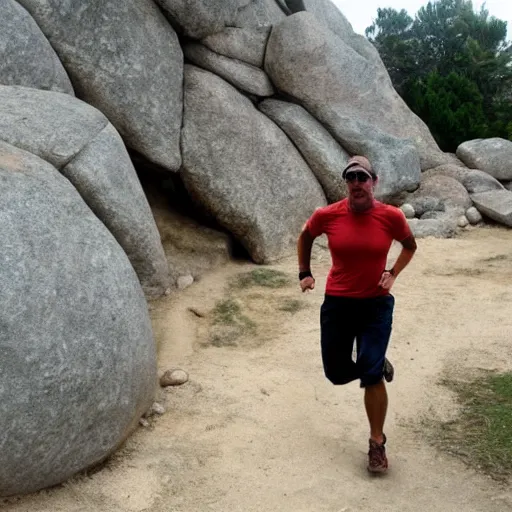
[364,380,387,444]
[320,296,358,385]
[356,295,395,472]
[357,295,394,431]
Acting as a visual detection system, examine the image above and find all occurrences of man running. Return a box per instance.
[297,156,417,473]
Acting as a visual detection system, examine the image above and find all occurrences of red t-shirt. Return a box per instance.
[306,199,412,298]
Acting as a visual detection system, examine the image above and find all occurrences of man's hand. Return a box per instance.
[378,271,395,290]
[300,276,315,292]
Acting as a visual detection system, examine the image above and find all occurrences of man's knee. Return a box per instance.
[360,374,384,388]
[323,362,357,385]
[358,359,386,388]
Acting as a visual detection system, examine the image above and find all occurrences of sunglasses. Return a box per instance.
[344,171,372,183]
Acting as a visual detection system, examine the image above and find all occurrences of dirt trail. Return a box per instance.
[3,227,512,512]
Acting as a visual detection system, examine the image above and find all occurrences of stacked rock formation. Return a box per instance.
[1,0,511,496]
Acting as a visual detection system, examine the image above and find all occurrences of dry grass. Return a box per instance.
[209,298,256,347]
[278,298,306,314]
[230,268,290,290]
[429,371,512,481]
[206,269,302,347]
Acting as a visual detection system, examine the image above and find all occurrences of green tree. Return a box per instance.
[365,9,417,92]
[406,71,488,151]
[366,0,512,151]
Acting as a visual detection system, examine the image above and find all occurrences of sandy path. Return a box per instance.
[3,227,512,512]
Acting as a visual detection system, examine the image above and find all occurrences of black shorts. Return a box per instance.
[320,294,395,388]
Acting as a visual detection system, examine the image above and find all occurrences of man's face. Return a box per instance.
[345,169,376,206]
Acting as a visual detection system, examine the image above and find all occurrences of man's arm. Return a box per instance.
[297,226,316,292]
[298,225,315,272]
[391,235,417,276]
[379,235,417,290]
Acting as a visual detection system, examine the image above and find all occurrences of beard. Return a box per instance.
[349,191,374,212]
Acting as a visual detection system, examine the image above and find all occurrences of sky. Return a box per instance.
[331,0,512,41]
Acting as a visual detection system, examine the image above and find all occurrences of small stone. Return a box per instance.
[160,369,189,387]
[465,206,483,225]
[400,203,415,219]
[150,402,166,416]
[457,215,469,228]
[177,275,194,290]
[139,418,150,428]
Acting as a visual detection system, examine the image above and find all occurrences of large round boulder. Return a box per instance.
[259,98,349,203]
[470,190,512,228]
[265,12,450,172]
[202,26,271,68]
[0,0,73,94]
[183,43,275,97]
[17,0,184,172]
[0,86,170,297]
[0,142,156,497]
[156,0,285,38]
[181,65,327,263]
[456,138,512,181]
[302,0,385,68]
[409,174,472,214]
[422,164,504,194]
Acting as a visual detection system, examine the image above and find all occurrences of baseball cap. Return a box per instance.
[342,156,376,180]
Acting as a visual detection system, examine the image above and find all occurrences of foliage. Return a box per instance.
[366,0,512,151]
[404,71,488,150]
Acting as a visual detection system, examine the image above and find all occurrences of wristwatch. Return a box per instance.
[384,268,395,276]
